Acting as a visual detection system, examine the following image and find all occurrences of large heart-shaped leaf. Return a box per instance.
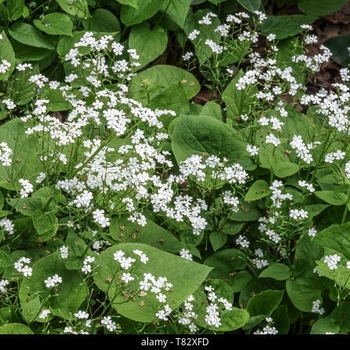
[93,243,212,322]
[170,114,254,170]
[19,252,88,320]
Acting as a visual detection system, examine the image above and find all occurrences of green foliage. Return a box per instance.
[169,114,253,169]
[94,243,212,322]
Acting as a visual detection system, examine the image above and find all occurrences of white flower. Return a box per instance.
[35,172,46,184]
[188,29,200,41]
[265,133,281,147]
[204,39,223,54]
[0,218,15,235]
[236,235,250,248]
[39,309,51,319]
[74,310,89,319]
[289,209,308,220]
[0,59,11,73]
[44,274,62,288]
[246,144,259,156]
[179,249,193,261]
[59,246,69,259]
[311,299,325,315]
[92,209,110,227]
[324,254,341,270]
[121,272,134,283]
[19,178,34,198]
[0,279,9,293]
[101,316,117,332]
[14,257,32,277]
[0,142,12,167]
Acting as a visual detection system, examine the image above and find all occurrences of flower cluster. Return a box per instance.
[0,279,9,293]
[0,142,12,167]
[0,218,15,235]
[44,274,62,288]
[175,284,233,332]
[311,299,325,315]
[253,317,279,334]
[14,257,32,277]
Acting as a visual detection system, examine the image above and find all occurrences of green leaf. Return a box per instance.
[93,243,212,322]
[246,289,284,317]
[0,323,33,334]
[116,0,138,8]
[314,223,350,290]
[310,317,340,334]
[204,248,246,282]
[259,143,299,178]
[286,269,329,312]
[304,204,330,219]
[88,8,121,37]
[0,31,15,81]
[150,81,192,116]
[239,277,283,309]
[9,23,55,49]
[0,118,44,189]
[129,22,168,70]
[40,87,72,112]
[10,41,52,62]
[121,0,165,26]
[129,65,200,105]
[184,9,221,65]
[200,101,222,121]
[192,279,249,331]
[6,0,24,20]
[7,198,43,216]
[218,219,245,236]
[298,0,347,16]
[229,200,262,222]
[259,263,291,281]
[170,115,253,169]
[32,210,58,236]
[0,250,13,268]
[19,252,88,320]
[209,231,227,252]
[0,307,21,324]
[57,31,86,58]
[22,295,42,323]
[323,35,350,67]
[222,70,257,119]
[110,215,185,253]
[327,301,350,333]
[244,289,284,330]
[237,0,263,12]
[34,12,73,36]
[314,191,347,206]
[260,14,318,40]
[160,0,191,29]
[245,179,271,201]
[55,0,91,18]
[8,63,39,105]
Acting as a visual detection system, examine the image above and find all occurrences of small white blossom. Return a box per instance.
[0,279,9,293]
[19,179,34,198]
[101,316,117,332]
[44,274,62,288]
[92,209,110,228]
[39,309,51,319]
[14,257,32,277]
[324,254,341,270]
[311,299,325,315]
[179,249,193,261]
[59,246,69,259]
